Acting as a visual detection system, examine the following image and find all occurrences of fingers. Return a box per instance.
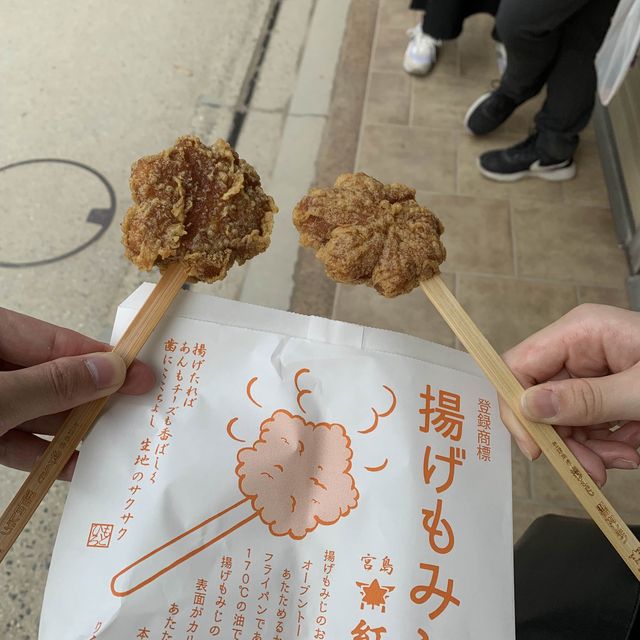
[575,422,640,470]
[120,360,156,395]
[502,305,602,386]
[0,430,77,480]
[562,437,608,487]
[521,366,640,427]
[0,307,107,366]
[2,357,153,398]
[15,363,157,436]
[498,364,571,460]
[609,421,640,449]
[580,436,640,470]
[17,411,70,436]
[503,304,640,384]
[497,397,540,460]
[0,352,126,433]
[0,307,156,392]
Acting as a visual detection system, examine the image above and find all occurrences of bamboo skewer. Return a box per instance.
[420,275,640,580]
[0,263,189,562]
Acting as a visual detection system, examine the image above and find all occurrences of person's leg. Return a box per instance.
[405,0,473,76]
[405,1,502,76]
[418,0,499,40]
[404,12,440,75]
[465,0,591,136]
[534,0,620,160]
[473,0,620,182]
[404,0,443,76]
[496,0,591,103]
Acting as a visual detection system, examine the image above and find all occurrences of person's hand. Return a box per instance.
[0,307,155,479]
[500,303,640,487]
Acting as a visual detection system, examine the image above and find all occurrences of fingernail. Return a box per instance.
[516,441,535,462]
[612,458,639,470]
[84,353,126,390]
[522,388,559,420]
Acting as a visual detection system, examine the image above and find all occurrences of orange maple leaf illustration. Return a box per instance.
[356,578,396,612]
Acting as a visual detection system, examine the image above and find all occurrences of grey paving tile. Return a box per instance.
[512,200,627,288]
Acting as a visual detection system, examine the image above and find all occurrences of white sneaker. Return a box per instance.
[403,24,440,76]
[495,42,507,76]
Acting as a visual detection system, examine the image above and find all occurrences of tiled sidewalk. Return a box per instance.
[293,0,639,540]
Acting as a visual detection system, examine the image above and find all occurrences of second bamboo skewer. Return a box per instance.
[0,263,189,562]
[421,274,640,581]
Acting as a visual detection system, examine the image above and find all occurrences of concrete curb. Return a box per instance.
[239,0,353,310]
[289,0,380,318]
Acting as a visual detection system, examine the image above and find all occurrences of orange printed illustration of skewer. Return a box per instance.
[111,372,397,597]
[111,410,360,597]
[111,498,257,597]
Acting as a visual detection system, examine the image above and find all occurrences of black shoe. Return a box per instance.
[464,90,519,135]
[478,134,576,182]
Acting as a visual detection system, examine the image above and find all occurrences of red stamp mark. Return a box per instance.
[87,523,114,548]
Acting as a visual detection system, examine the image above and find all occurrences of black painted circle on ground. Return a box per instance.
[0,159,116,268]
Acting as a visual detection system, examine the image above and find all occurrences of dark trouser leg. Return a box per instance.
[534,0,619,160]
[412,0,500,40]
[419,0,466,40]
[495,0,592,104]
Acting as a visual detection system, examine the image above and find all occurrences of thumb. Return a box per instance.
[0,352,126,432]
[521,367,640,426]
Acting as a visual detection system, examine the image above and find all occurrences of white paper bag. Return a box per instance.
[40,285,515,640]
[597,0,640,105]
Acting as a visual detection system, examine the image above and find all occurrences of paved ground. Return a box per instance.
[2,0,274,337]
[0,0,350,636]
[292,0,640,545]
[3,0,639,635]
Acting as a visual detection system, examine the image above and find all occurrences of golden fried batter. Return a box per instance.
[122,136,277,282]
[293,173,445,298]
